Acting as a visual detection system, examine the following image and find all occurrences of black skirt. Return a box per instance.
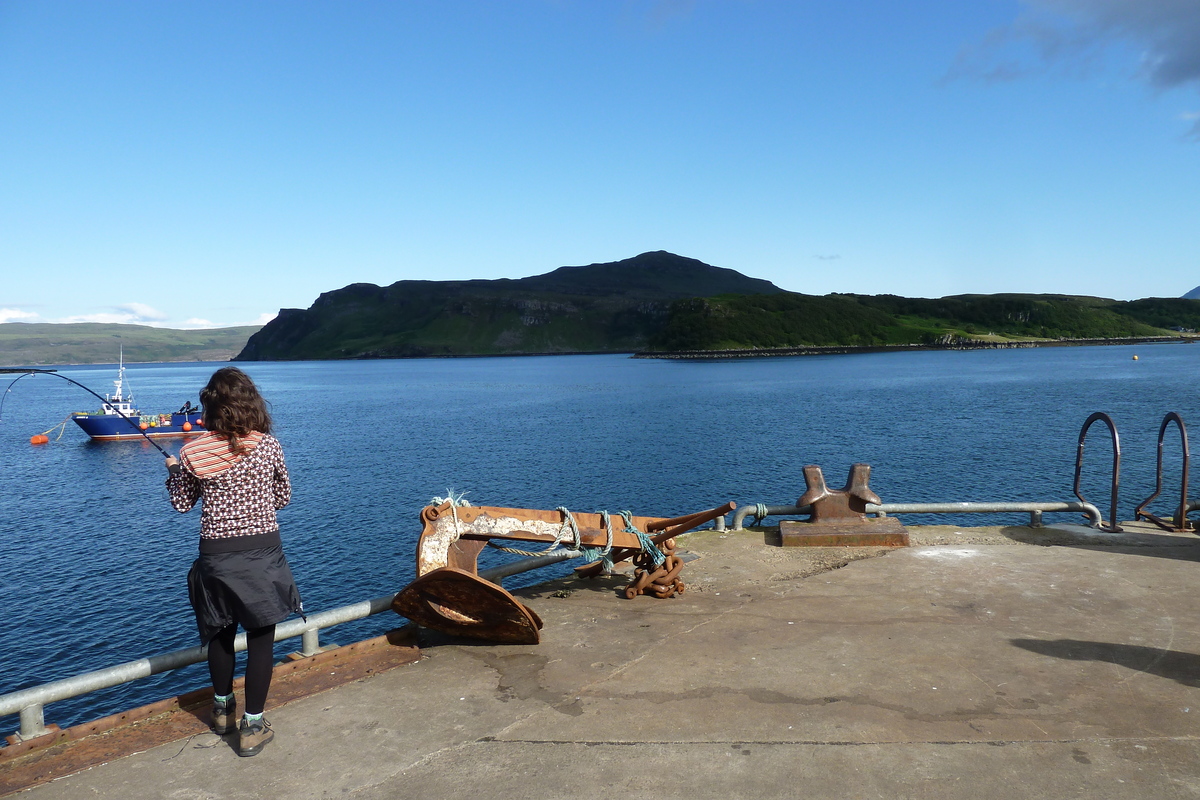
[187,543,303,644]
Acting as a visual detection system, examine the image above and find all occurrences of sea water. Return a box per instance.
[1,344,1197,732]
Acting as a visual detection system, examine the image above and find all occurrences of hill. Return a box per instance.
[235,251,783,360]
[0,323,262,367]
[648,293,1199,351]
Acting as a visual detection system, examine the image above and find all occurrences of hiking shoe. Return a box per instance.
[238,716,274,757]
[211,696,236,736]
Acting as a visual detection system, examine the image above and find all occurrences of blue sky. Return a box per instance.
[1,1,1197,329]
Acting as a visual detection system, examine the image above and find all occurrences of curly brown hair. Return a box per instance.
[199,367,272,452]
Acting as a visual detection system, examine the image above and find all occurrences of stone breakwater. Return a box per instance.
[634,335,1188,359]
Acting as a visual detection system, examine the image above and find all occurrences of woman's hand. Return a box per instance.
[165,456,182,475]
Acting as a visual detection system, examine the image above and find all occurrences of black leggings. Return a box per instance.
[208,623,275,715]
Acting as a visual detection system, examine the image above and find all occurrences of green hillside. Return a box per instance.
[239,248,1200,360]
[236,251,784,360]
[648,293,1196,351]
[0,323,261,367]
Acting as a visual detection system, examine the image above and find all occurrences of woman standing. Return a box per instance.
[165,367,302,757]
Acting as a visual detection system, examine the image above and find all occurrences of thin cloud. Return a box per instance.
[57,312,150,325]
[1,304,271,329]
[948,0,1200,136]
[57,302,170,326]
[185,312,275,329]
[0,308,39,324]
[814,254,841,261]
[117,302,169,322]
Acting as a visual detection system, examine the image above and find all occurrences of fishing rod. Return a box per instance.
[0,368,173,457]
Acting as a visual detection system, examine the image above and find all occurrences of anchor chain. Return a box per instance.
[624,538,686,599]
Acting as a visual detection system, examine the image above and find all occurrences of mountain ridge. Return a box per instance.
[237,253,1200,360]
[235,251,784,360]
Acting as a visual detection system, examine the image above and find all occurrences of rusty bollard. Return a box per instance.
[779,463,909,547]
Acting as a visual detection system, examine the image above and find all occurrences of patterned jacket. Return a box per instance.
[166,432,291,551]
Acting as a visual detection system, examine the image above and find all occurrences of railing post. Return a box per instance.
[1029,509,1043,527]
[2,593,398,740]
[301,628,321,657]
[19,704,48,741]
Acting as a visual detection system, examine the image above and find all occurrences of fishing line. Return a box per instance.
[0,371,37,422]
[0,368,172,457]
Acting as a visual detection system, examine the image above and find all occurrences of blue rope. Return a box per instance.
[556,507,582,549]
[621,510,665,567]
[553,507,617,573]
[596,511,614,555]
[582,510,615,573]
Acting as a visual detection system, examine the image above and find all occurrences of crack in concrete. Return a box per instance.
[350,738,481,797]
[572,686,1068,726]
[469,734,1200,747]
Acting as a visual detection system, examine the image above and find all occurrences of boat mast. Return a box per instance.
[104,345,133,411]
[111,346,125,402]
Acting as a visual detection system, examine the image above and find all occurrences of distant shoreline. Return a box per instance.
[10,336,1194,368]
[634,335,1194,360]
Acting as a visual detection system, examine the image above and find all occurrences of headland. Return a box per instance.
[636,335,1193,359]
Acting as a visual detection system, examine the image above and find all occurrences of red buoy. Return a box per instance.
[195,419,204,427]
[139,422,149,430]
[30,434,49,445]
[182,422,192,432]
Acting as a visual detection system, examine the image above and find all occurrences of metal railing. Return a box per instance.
[1135,412,1192,531]
[731,500,1104,531]
[1075,411,1123,532]
[0,544,696,745]
[1,593,397,743]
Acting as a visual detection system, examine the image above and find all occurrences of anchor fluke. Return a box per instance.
[392,567,544,644]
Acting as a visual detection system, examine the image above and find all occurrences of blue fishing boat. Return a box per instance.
[71,356,204,441]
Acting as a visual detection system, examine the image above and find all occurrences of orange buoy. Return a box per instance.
[30,434,49,445]
[195,419,204,427]
[139,422,149,430]
[182,422,192,432]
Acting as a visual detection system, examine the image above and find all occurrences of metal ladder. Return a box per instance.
[1075,411,1195,533]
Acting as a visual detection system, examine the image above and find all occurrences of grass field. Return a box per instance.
[0,323,261,366]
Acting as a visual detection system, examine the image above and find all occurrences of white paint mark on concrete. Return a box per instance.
[913,548,981,559]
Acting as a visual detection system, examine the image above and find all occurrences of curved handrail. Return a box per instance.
[1134,412,1191,532]
[1074,411,1122,532]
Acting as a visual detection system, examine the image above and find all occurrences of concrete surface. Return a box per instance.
[8,521,1200,799]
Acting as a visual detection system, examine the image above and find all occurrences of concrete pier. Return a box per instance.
[5,522,1200,799]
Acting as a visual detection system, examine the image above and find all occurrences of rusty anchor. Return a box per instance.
[778,463,909,546]
[393,501,735,644]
